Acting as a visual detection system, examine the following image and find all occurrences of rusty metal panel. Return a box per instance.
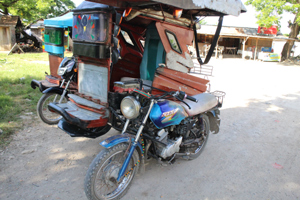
[78,63,108,103]
[156,67,208,92]
[156,22,194,72]
[49,54,64,78]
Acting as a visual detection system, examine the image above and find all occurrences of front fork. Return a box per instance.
[53,74,74,103]
[117,99,155,181]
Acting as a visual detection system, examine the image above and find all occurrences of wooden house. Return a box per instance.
[0,15,22,51]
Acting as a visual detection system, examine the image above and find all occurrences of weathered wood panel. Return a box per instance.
[0,27,11,50]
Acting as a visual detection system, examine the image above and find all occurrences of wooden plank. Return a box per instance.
[156,67,208,91]
[152,73,202,96]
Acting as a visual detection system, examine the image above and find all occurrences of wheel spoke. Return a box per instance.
[90,144,138,200]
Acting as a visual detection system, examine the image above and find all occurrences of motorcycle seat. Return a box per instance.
[180,93,218,116]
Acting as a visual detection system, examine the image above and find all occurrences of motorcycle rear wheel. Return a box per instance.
[85,143,139,200]
[188,114,210,160]
[37,93,67,125]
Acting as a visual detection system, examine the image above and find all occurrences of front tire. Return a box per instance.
[37,93,67,125]
[85,143,140,200]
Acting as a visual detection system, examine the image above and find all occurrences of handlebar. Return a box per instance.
[133,84,198,109]
[186,95,198,103]
[176,91,198,103]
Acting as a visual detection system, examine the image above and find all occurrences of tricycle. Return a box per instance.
[33,0,246,199]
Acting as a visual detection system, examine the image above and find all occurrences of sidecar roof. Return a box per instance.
[87,0,246,17]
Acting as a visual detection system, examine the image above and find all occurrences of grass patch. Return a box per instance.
[0,52,50,148]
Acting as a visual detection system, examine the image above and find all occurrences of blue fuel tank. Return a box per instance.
[149,100,188,129]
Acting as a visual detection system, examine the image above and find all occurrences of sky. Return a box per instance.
[71,0,294,34]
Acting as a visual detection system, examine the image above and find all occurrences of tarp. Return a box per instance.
[73,1,110,12]
[150,0,247,16]
[88,0,247,17]
[44,12,73,28]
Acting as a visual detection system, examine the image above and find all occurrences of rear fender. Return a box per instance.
[206,109,221,134]
[100,134,143,156]
[42,87,64,95]
[31,79,46,92]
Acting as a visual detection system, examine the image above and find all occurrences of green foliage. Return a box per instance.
[245,0,284,28]
[199,20,208,25]
[245,0,300,28]
[0,53,49,148]
[0,0,75,24]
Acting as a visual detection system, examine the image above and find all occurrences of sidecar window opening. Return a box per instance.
[44,27,64,46]
[140,39,145,48]
[139,22,166,81]
[165,30,182,54]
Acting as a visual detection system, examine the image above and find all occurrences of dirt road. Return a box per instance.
[1,58,300,200]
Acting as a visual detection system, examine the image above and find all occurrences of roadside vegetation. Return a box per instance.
[0,53,49,148]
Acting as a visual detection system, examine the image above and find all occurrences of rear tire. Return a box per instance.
[85,143,139,200]
[37,93,67,125]
[188,114,210,160]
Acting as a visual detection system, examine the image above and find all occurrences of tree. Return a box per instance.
[0,0,75,24]
[0,0,19,14]
[245,0,300,60]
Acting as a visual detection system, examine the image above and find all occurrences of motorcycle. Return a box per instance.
[84,84,224,199]
[32,57,77,124]
[40,0,246,199]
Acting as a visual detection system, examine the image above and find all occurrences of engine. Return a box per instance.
[155,129,182,159]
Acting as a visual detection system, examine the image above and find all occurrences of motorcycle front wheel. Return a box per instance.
[85,143,139,200]
[37,93,67,125]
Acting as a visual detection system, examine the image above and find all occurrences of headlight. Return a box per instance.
[57,67,67,76]
[57,57,75,76]
[121,96,141,119]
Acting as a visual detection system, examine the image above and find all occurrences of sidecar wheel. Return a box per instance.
[85,143,139,200]
[188,114,210,160]
[37,93,67,125]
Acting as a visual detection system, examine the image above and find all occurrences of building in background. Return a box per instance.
[197,25,299,61]
[0,15,23,51]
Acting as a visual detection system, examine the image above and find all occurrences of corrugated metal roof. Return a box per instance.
[198,25,298,41]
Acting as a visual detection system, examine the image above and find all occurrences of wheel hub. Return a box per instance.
[104,162,121,187]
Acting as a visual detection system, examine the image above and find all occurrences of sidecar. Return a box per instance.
[30,12,77,92]
[47,0,246,138]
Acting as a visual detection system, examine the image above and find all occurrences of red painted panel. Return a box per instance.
[49,54,64,78]
[152,74,202,96]
[110,25,143,90]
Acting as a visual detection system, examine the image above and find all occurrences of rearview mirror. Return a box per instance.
[116,13,122,25]
[113,37,119,48]
[113,25,121,37]
[112,48,120,64]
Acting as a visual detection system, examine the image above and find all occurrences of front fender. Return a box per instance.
[100,134,143,154]
[43,87,65,95]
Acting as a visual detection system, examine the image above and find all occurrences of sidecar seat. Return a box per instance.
[140,22,165,81]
